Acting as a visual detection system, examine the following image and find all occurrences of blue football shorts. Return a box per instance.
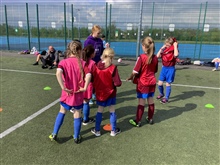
[96,97,116,107]
[137,92,154,99]
[159,66,176,84]
[60,101,83,111]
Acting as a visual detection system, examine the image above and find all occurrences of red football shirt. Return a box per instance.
[161,45,177,67]
[133,54,158,93]
[92,61,122,101]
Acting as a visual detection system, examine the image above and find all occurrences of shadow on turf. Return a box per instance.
[175,67,190,70]
[115,63,129,66]
[169,90,205,103]
[56,136,73,144]
[154,103,197,123]
[116,88,137,104]
[114,103,197,131]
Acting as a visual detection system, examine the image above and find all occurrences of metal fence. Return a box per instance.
[0,1,219,60]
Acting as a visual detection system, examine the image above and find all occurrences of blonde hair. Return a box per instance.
[66,40,84,81]
[164,37,174,45]
[142,36,155,64]
[91,24,101,34]
[101,48,115,68]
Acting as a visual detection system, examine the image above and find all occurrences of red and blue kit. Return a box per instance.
[92,61,122,102]
[161,45,177,67]
[133,54,158,94]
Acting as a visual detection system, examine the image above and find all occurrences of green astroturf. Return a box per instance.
[0,54,219,165]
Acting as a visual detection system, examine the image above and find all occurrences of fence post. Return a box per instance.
[71,4,74,40]
[150,2,155,35]
[4,5,10,50]
[198,2,208,60]
[105,2,108,42]
[108,4,112,44]
[136,0,143,58]
[36,4,40,51]
[64,3,67,47]
[193,3,202,60]
[26,3,31,50]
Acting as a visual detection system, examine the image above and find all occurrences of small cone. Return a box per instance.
[44,86,52,90]
[103,123,112,131]
[205,104,215,109]
[0,108,3,112]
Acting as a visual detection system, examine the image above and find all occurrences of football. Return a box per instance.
[118,58,122,63]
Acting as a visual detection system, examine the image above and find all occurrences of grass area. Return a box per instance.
[0,54,219,165]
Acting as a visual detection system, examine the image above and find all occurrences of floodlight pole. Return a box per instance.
[4,5,10,50]
[77,9,81,40]
[198,2,208,60]
[136,0,143,58]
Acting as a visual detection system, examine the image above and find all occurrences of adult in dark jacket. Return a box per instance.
[84,25,107,63]
[33,46,59,69]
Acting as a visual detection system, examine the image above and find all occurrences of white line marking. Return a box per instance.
[0,99,60,139]
[0,68,55,75]
[171,83,220,90]
[121,79,220,90]
[1,69,219,90]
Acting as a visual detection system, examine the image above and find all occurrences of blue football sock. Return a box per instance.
[83,102,90,121]
[74,118,82,139]
[158,85,164,96]
[215,62,219,69]
[165,86,171,100]
[53,112,65,135]
[92,93,96,100]
[95,112,102,131]
[110,112,117,132]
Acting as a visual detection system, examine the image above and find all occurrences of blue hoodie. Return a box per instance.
[84,35,104,63]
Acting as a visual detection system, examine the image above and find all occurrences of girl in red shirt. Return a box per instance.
[156,37,179,104]
[127,37,158,127]
[81,45,96,125]
[91,48,122,136]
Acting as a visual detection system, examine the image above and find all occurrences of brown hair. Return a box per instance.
[101,48,115,68]
[82,45,95,65]
[141,36,155,64]
[66,40,84,81]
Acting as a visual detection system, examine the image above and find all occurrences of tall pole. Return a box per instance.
[36,4,40,51]
[77,9,80,40]
[26,3,31,50]
[71,4,74,40]
[64,3,67,47]
[136,0,143,57]
[198,2,208,60]
[105,2,108,42]
[193,3,202,60]
[4,5,10,50]
[108,4,112,43]
[150,2,155,35]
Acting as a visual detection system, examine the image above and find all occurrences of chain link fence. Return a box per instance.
[0,1,219,60]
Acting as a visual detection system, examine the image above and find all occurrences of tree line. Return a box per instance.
[0,23,219,43]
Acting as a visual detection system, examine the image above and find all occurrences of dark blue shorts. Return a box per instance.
[60,102,83,111]
[159,66,175,84]
[96,97,116,107]
[137,92,154,99]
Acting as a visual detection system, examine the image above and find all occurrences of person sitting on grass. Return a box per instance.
[211,57,220,71]
[33,46,59,69]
